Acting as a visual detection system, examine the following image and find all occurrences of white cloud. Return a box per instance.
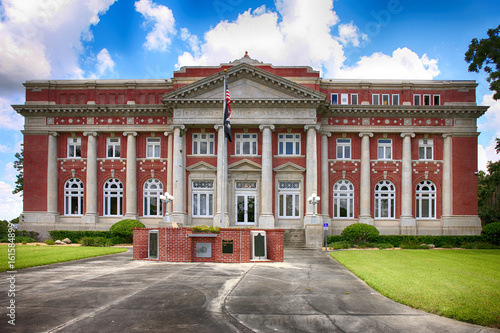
[337,22,368,47]
[478,93,500,171]
[337,47,440,79]
[0,181,22,221]
[135,0,176,52]
[0,96,24,131]
[96,48,115,75]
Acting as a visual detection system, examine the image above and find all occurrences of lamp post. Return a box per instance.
[308,193,320,224]
[160,192,174,222]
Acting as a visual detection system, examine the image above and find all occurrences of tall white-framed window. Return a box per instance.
[146,137,161,158]
[336,138,351,159]
[143,178,163,217]
[331,93,338,105]
[235,133,258,155]
[340,94,349,105]
[372,94,380,105]
[106,138,121,158]
[351,94,358,105]
[64,178,84,215]
[382,94,390,105]
[374,180,395,219]
[192,133,215,155]
[67,138,81,158]
[103,178,123,216]
[413,94,421,106]
[278,133,301,156]
[418,139,433,160]
[377,139,392,160]
[332,179,354,218]
[423,94,431,105]
[416,180,436,219]
[192,180,214,217]
[433,95,440,106]
[392,94,400,106]
[278,181,300,218]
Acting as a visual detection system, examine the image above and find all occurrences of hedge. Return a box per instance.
[49,230,112,242]
[327,235,483,247]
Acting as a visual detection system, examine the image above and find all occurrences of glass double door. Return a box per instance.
[235,193,256,225]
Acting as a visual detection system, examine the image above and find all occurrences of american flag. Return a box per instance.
[224,77,232,142]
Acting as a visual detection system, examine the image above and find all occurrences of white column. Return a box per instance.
[124,132,138,219]
[171,125,186,224]
[164,131,173,216]
[47,132,58,219]
[359,132,373,224]
[83,132,98,223]
[259,125,275,228]
[320,131,331,219]
[400,133,416,232]
[214,125,225,227]
[304,125,320,224]
[442,134,452,217]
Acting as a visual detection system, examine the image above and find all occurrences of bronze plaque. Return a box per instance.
[222,239,234,254]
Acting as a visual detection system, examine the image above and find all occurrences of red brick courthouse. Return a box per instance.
[14,53,488,239]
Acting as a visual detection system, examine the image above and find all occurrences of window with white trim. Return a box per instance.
[423,94,431,106]
[433,95,440,106]
[336,138,351,159]
[278,134,301,156]
[416,180,436,219]
[235,133,258,155]
[192,181,214,217]
[146,137,161,158]
[351,94,358,105]
[103,178,123,216]
[67,138,81,158]
[64,178,84,215]
[106,138,120,158]
[375,180,395,219]
[143,178,163,216]
[418,139,433,160]
[331,93,338,105]
[377,139,392,160]
[278,181,300,218]
[332,180,354,218]
[372,94,380,105]
[340,94,349,105]
[392,94,399,106]
[414,95,421,106]
[192,133,215,155]
[382,94,390,105]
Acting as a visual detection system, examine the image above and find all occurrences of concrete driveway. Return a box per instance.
[0,248,498,333]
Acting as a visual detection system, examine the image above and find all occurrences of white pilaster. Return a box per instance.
[259,124,275,228]
[124,132,138,220]
[47,132,58,221]
[82,132,98,223]
[320,131,331,219]
[304,125,320,225]
[400,133,416,233]
[359,132,374,225]
[171,125,186,224]
[164,131,173,216]
[442,134,453,217]
[213,125,228,227]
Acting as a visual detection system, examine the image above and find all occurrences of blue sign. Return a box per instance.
[323,223,329,227]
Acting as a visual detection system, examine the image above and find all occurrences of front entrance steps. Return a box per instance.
[284,229,309,249]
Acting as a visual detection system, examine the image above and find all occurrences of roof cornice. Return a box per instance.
[323,105,489,118]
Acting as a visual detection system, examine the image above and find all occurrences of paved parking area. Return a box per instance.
[0,248,498,333]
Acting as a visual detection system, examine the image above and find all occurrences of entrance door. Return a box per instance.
[235,193,256,225]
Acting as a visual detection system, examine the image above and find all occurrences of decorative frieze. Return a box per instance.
[327,117,454,127]
[47,116,170,126]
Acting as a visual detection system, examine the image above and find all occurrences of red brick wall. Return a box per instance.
[452,136,478,215]
[24,135,48,211]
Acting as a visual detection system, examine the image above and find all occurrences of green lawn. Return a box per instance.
[0,245,127,272]
[331,250,500,328]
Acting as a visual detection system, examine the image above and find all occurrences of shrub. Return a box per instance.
[80,237,113,247]
[110,219,145,243]
[341,223,380,243]
[400,242,430,249]
[109,236,128,245]
[329,241,351,250]
[80,237,95,246]
[481,222,500,245]
[49,230,112,242]
[191,225,220,233]
[45,239,55,245]
[375,243,394,249]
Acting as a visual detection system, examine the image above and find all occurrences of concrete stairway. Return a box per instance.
[284,229,308,248]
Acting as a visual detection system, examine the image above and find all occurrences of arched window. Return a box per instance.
[416,180,436,219]
[64,178,84,215]
[103,178,123,216]
[332,180,354,218]
[143,178,163,216]
[374,180,395,219]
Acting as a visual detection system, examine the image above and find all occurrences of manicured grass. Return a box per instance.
[0,245,127,272]
[331,250,500,328]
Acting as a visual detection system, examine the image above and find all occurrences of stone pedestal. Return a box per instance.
[305,224,323,249]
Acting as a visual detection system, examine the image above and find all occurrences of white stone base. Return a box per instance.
[441,215,482,235]
[399,216,417,235]
[305,224,323,249]
[303,214,322,226]
[258,214,275,229]
[81,214,99,224]
[358,215,373,225]
[170,213,187,225]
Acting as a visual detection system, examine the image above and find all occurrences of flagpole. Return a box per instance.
[221,73,226,228]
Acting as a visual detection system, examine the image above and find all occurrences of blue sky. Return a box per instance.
[0,0,499,220]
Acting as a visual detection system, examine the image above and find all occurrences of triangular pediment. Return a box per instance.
[273,162,306,173]
[163,63,326,102]
[228,159,262,172]
[186,161,217,172]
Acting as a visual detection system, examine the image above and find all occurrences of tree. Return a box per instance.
[496,138,500,154]
[465,25,500,100]
[12,145,23,196]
